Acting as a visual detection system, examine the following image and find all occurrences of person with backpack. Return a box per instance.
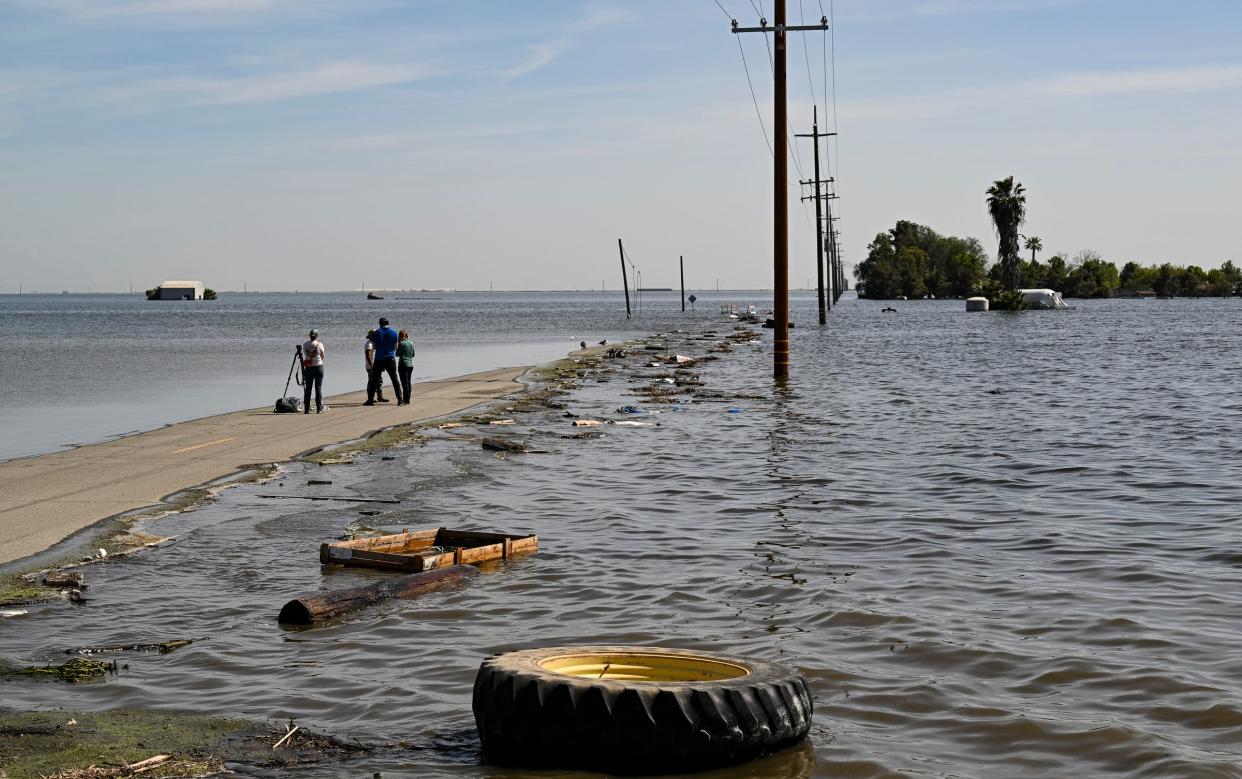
[364,329,388,403]
[365,317,402,406]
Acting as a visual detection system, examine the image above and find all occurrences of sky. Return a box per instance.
[1,0,1240,292]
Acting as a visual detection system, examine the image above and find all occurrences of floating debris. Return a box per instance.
[42,571,84,589]
[68,639,194,656]
[572,419,604,427]
[318,458,355,466]
[482,438,529,453]
[257,495,400,504]
[1,609,29,619]
[307,479,333,486]
[3,657,119,683]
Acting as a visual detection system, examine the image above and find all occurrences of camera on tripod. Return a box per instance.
[274,344,307,413]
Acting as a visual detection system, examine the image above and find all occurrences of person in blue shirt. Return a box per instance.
[365,317,403,406]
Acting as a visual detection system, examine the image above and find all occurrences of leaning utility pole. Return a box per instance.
[618,238,632,319]
[680,255,686,311]
[733,4,828,378]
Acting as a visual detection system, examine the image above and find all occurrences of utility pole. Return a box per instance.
[732,4,828,379]
[680,255,686,312]
[797,106,837,324]
[827,215,842,303]
[617,239,631,319]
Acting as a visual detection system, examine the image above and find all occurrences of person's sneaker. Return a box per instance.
[363,400,375,406]
[317,406,328,414]
[379,397,390,403]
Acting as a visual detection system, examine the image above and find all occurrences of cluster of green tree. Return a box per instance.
[854,220,990,299]
[1008,252,1241,298]
[858,223,1242,299]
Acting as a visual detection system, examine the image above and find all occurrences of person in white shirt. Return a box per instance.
[301,329,327,414]
[364,330,388,403]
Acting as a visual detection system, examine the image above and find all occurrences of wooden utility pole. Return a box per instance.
[797,108,838,324]
[733,4,828,379]
[827,216,842,303]
[618,238,632,319]
[680,255,686,311]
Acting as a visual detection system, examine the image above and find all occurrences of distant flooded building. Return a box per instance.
[152,280,204,300]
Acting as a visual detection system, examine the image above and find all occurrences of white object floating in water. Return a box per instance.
[488,419,515,425]
[1018,288,1070,309]
[611,421,655,427]
[97,548,107,558]
[1,609,29,618]
[966,296,989,312]
[572,419,604,427]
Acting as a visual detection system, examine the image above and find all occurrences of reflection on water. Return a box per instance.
[3,297,1242,778]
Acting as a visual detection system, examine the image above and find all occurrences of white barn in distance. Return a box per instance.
[155,280,204,300]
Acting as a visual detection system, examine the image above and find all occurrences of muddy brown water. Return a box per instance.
[3,297,1242,778]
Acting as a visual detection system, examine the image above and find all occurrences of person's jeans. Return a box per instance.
[368,357,401,403]
[398,364,413,404]
[302,365,323,412]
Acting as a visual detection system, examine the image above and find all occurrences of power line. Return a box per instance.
[798,0,817,109]
[712,0,733,20]
[829,0,840,193]
[733,34,773,158]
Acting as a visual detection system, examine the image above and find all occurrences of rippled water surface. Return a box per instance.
[3,296,1242,778]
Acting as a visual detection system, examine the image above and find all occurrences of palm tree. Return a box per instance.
[1024,235,1043,264]
[986,176,1027,290]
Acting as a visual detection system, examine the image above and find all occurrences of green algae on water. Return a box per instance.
[0,709,248,779]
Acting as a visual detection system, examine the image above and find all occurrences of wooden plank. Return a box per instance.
[459,542,505,564]
[321,527,538,572]
[334,529,439,551]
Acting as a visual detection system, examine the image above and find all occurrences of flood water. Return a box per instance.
[0,291,677,461]
[3,295,1242,778]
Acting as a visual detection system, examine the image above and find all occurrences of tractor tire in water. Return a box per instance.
[472,645,813,774]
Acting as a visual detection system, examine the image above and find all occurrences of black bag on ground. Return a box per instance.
[274,396,301,413]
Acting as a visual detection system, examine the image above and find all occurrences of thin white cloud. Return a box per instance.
[844,65,1242,122]
[19,0,278,17]
[132,60,433,106]
[500,3,638,84]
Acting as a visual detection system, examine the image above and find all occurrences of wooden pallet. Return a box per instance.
[320,527,538,572]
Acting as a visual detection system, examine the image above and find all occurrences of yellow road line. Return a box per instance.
[172,437,235,455]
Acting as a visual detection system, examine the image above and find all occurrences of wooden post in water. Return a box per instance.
[618,239,632,319]
[772,0,789,378]
[680,256,686,312]
[731,4,827,379]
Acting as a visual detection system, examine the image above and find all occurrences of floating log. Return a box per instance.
[67,639,194,655]
[482,438,528,453]
[277,565,477,625]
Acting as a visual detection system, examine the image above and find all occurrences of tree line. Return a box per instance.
[857,176,1240,301]
[856,222,1242,300]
